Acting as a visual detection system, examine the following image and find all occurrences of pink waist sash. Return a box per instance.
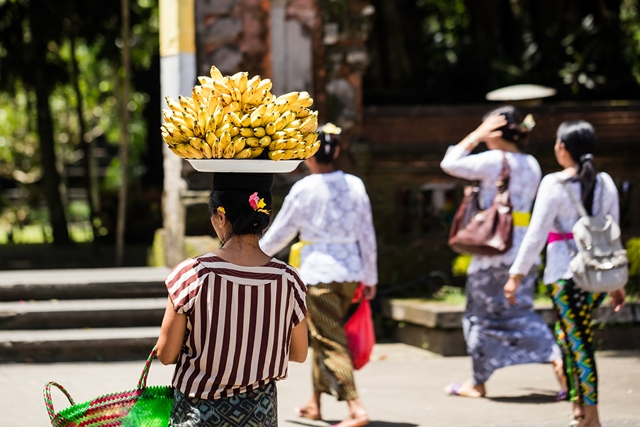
[548,231,574,244]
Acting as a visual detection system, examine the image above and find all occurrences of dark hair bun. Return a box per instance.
[483,105,529,147]
[208,189,272,237]
[314,130,339,164]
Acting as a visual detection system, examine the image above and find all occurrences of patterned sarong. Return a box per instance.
[306,281,360,401]
[169,381,277,426]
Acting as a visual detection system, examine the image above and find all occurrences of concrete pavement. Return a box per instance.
[1,343,638,427]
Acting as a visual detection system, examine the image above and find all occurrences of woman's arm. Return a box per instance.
[156,296,187,365]
[440,114,508,180]
[505,176,559,304]
[289,318,308,363]
[260,191,302,256]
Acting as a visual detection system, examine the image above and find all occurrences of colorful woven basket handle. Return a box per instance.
[44,382,76,421]
[43,347,158,422]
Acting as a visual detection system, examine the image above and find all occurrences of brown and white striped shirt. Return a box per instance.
[166,254,307,400]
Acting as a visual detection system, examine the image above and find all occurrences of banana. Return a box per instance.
[162,109,173,122]
[205,130,218,148]
[219,131,231,149]
[268,150,285,161]
[225,76,237,92]
[284,139,299,150]
[259,136,272,147]
[255,78,272,94]
[282,149,299,160]
[192,86,205,106]
[220,93,232,105]
[241,86,256,105]
[248,89,267,105]
[247,75,261,90]
[268,139,287,151]
[284,121,301,131]
[273,99,289,114]
[188,137,201,149]
[234,147,253,159]
[168,144,185,158]
[200,85,213,99]
[162,133,182,146]
[307,141,321,157]
[245,137,261,147]
[197,106,208,128]
[235,72,248,93]
[276,92,300,104]
[299,112,318,134]
[242,103,255,115]
[297,108,311,119]
[228,126,240,137]
[274,110,295,131]
[265,122,276,135]
[227,112,242,127]
[231,87,242,103]
[273,131,287,140]
[178,96,195,112]
[248,147,264,158]
[253,127,266,138]
[210,65,224,82]
[222,102,240,116]
[240,127,254,137]
[222,141,236,158]
[198,76,214,86]
[165,97,182,113]
[181,111,196,130]
[240,114,252,128]
[212,139,224,158]
[215,123,232,139]
[200,140,213,158]
[207,96,219,116]
[177,124,195,138]
[193,120,205,138]
[303,132,319,146]
[250,105,267,128]
[185,143,204,159]
[213,106,225,129]
[233,136,246,151]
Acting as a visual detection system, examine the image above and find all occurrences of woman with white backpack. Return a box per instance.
[505,120,627,427]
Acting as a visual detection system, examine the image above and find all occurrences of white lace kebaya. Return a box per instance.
[260,170,378,286]
[440,145,542,274]
[509,171,620,284]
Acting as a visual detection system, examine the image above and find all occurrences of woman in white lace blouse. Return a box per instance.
[440,106,564,399]
[260,125,377,427]
[505,121,626,427]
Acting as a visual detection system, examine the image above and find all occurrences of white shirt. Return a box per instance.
[510,171,620,284]
[440,145,542,274]
[260,170,378,286]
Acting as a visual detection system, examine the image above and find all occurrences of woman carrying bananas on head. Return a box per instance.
[260,124,378,427]
[440,106,565,399]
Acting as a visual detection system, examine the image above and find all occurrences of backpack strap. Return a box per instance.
[496,152,510,194]
[554,218,577,256]
[559,178,589,218]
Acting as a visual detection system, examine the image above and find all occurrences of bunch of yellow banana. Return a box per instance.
[161,65,321,161]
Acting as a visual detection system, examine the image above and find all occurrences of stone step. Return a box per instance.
[0,267,171,301]
[0,327,161,363]
[0,298,166,330]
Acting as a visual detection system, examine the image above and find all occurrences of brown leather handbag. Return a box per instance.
[448,154,513,255]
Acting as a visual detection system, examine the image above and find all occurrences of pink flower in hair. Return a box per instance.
[249,192,260,210]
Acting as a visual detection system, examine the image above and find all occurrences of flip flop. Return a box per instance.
[445,382,462,396]
[294,407,321,421]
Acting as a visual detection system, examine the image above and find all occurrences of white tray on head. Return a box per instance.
[186,159,303,173]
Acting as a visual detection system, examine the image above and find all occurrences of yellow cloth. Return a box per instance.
[512,211,531,227]
[288,241,309,269]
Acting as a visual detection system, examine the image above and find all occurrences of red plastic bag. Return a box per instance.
[344,287,375,370]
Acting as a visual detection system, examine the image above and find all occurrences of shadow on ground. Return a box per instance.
[487,389,558,404]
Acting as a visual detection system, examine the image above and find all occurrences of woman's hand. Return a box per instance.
[462,114,508,150]
[504,276,521,305]
[363,285,377,300]
[609,288,626,312]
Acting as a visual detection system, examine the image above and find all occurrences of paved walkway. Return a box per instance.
[1,344,638,427]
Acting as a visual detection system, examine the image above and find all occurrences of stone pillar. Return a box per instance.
[160,0,196,267]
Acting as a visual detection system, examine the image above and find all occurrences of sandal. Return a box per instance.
[445,382,462,396]
[295,406,321,421]
[557,390,569,401]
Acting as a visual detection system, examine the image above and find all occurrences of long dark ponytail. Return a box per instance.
[557,120,597,215]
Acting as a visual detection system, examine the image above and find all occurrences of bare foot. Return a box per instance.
[444,379,486,397]
[577,405,601,427]
[331,411,369,427]
[295,405,321,421]
[573,402,584,421]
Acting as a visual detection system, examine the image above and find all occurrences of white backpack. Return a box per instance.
[557,176,628,293]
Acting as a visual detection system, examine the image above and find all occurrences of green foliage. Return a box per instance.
[431,285,466,305]
[626,237,640,296]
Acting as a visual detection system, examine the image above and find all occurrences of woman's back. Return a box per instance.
[167,254,307,400]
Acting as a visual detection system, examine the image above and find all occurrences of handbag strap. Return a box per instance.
[136,346,158,390]
[43,382,76,421]
[496,152,511,194]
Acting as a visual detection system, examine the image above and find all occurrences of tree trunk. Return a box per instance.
[69,28,100,253]
[33,74,71,246]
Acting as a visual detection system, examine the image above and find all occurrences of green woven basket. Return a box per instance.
[43,347,173,427]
